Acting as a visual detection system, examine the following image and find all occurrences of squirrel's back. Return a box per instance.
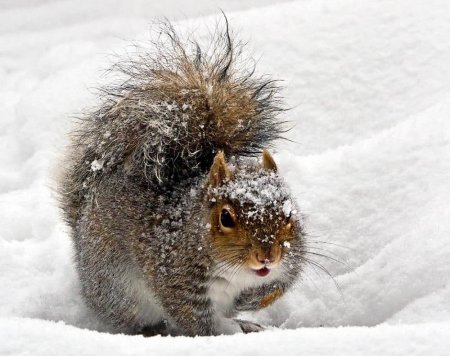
[59,19,286,228]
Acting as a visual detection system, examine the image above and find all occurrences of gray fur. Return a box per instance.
[59,19,304,336]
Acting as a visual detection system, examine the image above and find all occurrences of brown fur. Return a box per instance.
[259,288,284,308]
[58,18,304,336]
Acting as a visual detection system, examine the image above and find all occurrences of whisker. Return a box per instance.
[305,238,354,251]
[304,251,350,270]
[209,256,243,279]
[305,245,346,258]
[212,253,246,264]
[224,263,244,291]
[281,263,320,293]
[303,258,343,298]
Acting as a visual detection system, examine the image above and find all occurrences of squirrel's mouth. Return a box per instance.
[254,267,270,277]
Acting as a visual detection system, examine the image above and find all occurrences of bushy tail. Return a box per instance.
[60,17,286,224]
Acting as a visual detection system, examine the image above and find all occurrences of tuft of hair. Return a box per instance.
[60,16,286,225]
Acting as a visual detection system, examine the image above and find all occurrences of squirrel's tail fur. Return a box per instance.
[61,17,286,225]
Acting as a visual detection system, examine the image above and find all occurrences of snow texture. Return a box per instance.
[211,168,293,224]
[1,0,450,355]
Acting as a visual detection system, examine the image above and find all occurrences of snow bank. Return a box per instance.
[1,317,449,356]
[1,0,450,354]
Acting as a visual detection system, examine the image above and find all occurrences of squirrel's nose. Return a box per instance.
[256,252,274,264]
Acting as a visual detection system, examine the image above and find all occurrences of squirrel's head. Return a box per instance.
[206,150,303,279]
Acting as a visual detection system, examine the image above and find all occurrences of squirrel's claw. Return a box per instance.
[234,319,265,334]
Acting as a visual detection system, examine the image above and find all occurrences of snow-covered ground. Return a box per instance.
[1,0,450,355]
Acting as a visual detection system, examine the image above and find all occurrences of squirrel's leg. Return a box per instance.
[74,202,166,334]
[152,277,243,336]
[227,283,288,334]
[213,315,245,335]
[234,282,287,312]
[158,295,218,336]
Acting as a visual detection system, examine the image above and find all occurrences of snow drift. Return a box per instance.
[1,0,449,355]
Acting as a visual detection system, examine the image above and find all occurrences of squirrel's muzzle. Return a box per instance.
[249,244,282,270]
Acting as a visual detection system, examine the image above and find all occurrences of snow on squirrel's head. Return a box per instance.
[206,150,302,278]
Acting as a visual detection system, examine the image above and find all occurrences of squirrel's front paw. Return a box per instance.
[214,317,243,335]
[234,319,265,334]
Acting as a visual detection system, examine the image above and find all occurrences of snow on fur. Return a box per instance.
[1,0,450,354]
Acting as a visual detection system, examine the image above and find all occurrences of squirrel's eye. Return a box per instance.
[220,209,235,228]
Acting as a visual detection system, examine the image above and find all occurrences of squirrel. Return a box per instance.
[58,18,305,336]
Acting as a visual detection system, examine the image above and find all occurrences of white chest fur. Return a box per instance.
[208,277,241,317]
[207,266,282,317]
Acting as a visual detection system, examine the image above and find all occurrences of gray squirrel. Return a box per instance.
[58,19,305,336]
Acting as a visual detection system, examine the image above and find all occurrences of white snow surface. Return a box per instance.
[1,0,450,355]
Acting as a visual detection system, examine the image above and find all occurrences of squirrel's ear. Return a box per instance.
[262,149,277,173]
[209,151,230,187]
